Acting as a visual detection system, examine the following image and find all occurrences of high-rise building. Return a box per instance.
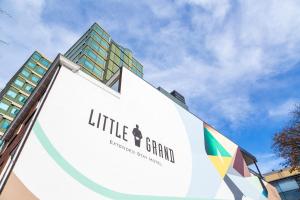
[65,23,143,82]
[0,52,51,136]
[0,22,144,137]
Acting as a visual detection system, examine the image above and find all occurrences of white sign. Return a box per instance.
[12,66,194,199]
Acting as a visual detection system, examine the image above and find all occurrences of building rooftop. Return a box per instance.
[264,167,300,182]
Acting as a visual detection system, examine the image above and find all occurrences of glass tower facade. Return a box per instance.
[65,23,143,81]
[0,51,51,136]
[0,22,144,137]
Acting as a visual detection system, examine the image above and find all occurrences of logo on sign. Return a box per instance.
[88,108,175,163]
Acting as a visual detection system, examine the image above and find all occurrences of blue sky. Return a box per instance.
[0,0,300,173]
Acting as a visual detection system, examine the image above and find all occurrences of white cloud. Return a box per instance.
[268,99,299,118]
[0,0,79,86]
[177,0,231,20]
[139,0,300,128]
[250,153,284,174]
[145,0,177,19]
[1,0,300,129]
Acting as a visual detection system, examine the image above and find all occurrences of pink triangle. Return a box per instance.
[233,148,250,177]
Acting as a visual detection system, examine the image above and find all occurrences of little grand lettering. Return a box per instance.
[88,109,175,163]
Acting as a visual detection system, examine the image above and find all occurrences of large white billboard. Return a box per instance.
[1,65,274,199]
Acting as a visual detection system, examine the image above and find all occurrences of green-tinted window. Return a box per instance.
[31,75,40,83]
[85,48,106,67]
[124,56,129,65]
[96,56,105,66]
[91,31,109,49]
[88,39,108,58]
[91,32,101,44]
[93,67,103,78]
[94,26,110,41]
[36,67,46,75]
[21,69,30,78]
[27,60,36,69]
[115,56,121,66]
[40,58,50,68]
[0,102,9,111]
[79,56,105,80]
[99,48,107,58]
[32,52,41,61]
[10,107,19,116]
[25,84,34,93]
[86,49,97,60]
[108,61,119,73]
[93,25,110,42]
[101,40,109,49]
[18,95,27,104]
[111,44,116,52]
[84,59,93,70]
[27,61,36,69]
[0,119,11,130]
[102,33,110,42]
[6,90,17,99]
[106,70,113,80]
[115,48,121,57]
[14,78,25,87]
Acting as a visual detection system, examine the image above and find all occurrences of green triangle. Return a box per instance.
[204,127,231,157]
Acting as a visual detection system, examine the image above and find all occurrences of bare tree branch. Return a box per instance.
[273,103,300,172]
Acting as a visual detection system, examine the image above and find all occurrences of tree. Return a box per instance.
[273,104,300,172]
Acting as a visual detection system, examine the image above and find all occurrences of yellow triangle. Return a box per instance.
[208,156,232,178]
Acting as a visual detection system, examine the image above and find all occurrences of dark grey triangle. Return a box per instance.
[223,175,244,200]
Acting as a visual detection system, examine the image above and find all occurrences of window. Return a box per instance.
[0,102,9,111]
[10,107,19,116]
[0,119,10,130]
[25,84,34,93]
[84,59,93,70]
[108,61,119,73]
[79,57,104,79]
[101,40,109,49]
[18,95,27,103]
[21,69,30,78]
[36,67,46,75]
[93,67,103,78]
[31,75,40,83]
[6,90,17,98]
[27,61,36,69]
[115,48,121,57]
[86,49,97,60]
[106,70,113,80]
[14,79,24,87]
[93,25,110,42]
[91,31,109,49]
[102,33,110,42]
[32,52,41,61]
[88,39,108,58]
[85,49,105,67]
[277,178,299,192]
[40,58,50,68]
[123,55,129,65]
[91,31,101,44]
[136,71,143,78]
[99,48,107,58]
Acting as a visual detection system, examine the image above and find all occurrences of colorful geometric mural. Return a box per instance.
[233,148,251,177]
[204,127,232,178]
[203,123,278,200]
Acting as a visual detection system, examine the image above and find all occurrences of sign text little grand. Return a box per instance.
[88,108,175,163]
